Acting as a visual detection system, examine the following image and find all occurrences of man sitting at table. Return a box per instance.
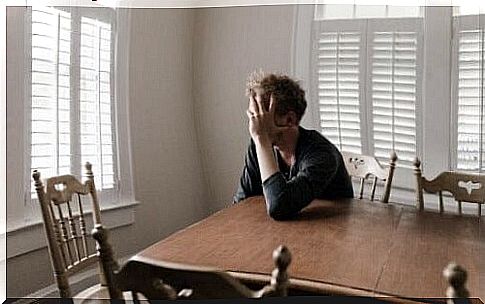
[233,71,354,220]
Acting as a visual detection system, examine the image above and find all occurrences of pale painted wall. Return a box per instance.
[127,8,209,248]
[192,5,296,212]
[6,7,209,297]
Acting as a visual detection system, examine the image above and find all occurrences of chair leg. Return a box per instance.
[458,201,462,215]
[359,178,364,200]
[370,176,377,202]
[439,192,444,214]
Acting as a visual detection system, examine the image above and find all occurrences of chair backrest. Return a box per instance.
[32,162,103,298]
[92,224,292,302]
[342,151,398,203]
[413,158,485,216]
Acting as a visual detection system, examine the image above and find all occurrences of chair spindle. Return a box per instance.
[370,176,378,201]
[77,193,89,258]
[67,201,82,262]
[50,204,68,268]
[57,205,74,266]
[359,178,365,199]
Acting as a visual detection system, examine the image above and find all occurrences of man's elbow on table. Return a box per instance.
[266,193,297,221]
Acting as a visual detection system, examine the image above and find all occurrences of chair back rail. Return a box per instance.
[32,162,104,298]
[414,158,484,216]
[92,224,291,302]
[342,151,397,203]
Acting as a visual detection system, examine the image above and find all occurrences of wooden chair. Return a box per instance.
[32,162,107,299]
[91,224,292,302]
[342,151,398,203]
[413,158,485,216]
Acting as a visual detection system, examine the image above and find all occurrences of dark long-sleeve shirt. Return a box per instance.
[233,127,354,220]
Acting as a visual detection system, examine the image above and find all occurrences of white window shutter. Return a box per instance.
[313,20,366,154]
[80,16,115,189]
[453,15,485,171]
[31,7,71,195]
[367,19,423,167]
[30,7,117,196]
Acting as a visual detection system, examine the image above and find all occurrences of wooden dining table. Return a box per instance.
[137,196,484,302]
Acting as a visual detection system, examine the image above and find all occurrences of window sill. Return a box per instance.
[4,200,139,259]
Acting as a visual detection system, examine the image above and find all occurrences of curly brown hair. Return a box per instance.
[246,70,307,123]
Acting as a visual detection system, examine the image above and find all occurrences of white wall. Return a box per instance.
[192,5,296,212]
[128,8,209,247]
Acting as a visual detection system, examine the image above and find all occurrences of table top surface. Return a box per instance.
[137,197,484,300]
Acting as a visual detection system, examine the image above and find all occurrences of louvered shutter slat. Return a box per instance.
[30,7,72,196]
[456,28,484,170]
[80,17,115,190]
[371,31,418,167]
[316,31,363,154]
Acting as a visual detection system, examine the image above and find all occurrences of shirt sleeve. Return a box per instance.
[262,149,339,220]
[233,140,263,203]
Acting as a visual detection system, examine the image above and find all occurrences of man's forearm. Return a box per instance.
[254,138,278,183]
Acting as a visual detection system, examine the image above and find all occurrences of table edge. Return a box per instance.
[228,271,437,303]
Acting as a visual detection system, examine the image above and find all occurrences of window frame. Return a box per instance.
[308,16,424,189]
[27,6,119,204]
[293,5,456,196]
[6,6,135,233]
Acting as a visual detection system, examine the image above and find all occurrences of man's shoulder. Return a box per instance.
[299,127,337,153]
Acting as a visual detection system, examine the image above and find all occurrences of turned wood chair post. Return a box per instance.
[33,170,72,298]
[85,162,101,225]
[443,263,470,304]
[84,162,108,287]
[413,158,425,211]
[266,245,291,297]
[381,151,398,204]
[92,224,123,300]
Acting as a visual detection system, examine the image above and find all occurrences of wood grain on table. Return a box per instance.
[138,196,484,300]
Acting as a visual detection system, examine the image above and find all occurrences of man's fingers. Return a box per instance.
[249,94,260,114]
[255,94,265,114]
[269,94,276,114]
